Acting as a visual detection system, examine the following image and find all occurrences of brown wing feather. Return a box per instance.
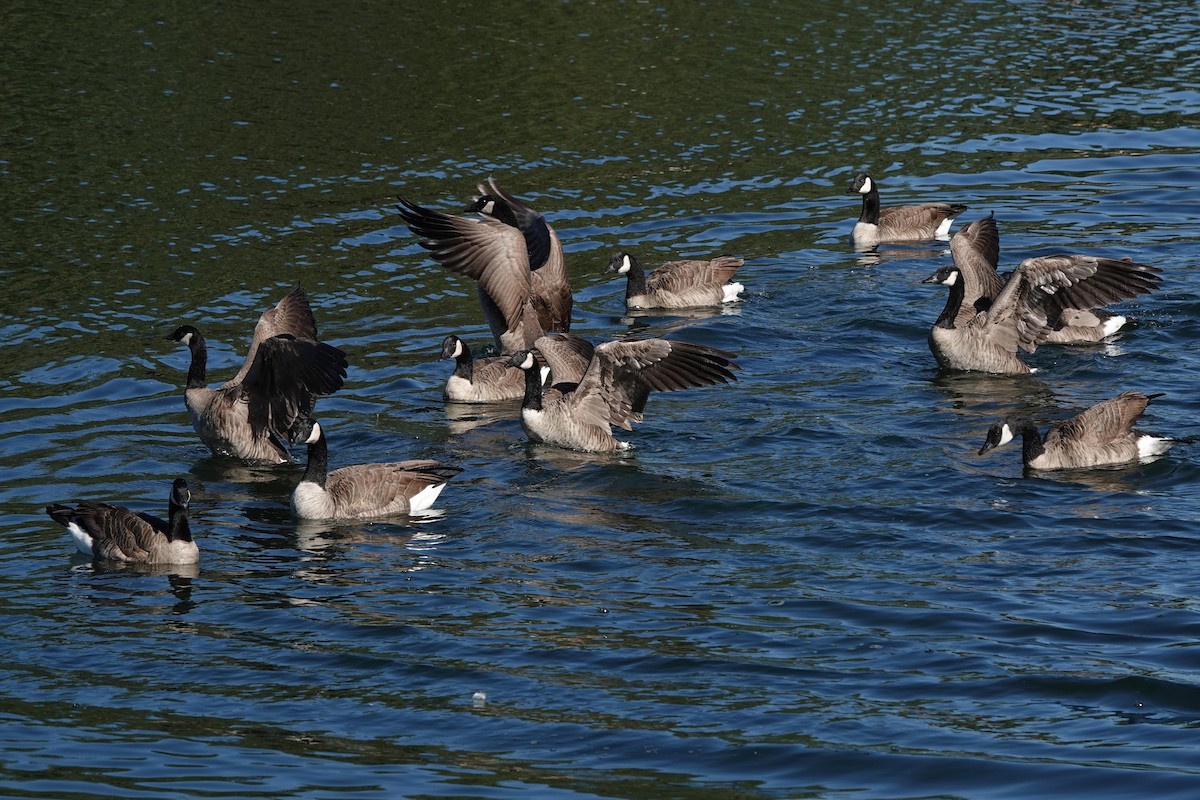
[398,197,537,349]
[1050,392,1150,446]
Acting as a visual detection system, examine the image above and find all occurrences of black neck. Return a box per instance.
[185,334,208,389]
[1017,421,1046,463]
[302,429,329,488]
[521,365,544,411]
[167,502,193,543]
[489,198,519,227]
[623,256,647,300]
[452,344,474,381]
[858,188,881,225]
[935,275,965,328]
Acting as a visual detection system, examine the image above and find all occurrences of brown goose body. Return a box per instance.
[848,173,967,246]
[46,479,197,564]
[978,392,1177,470]
[290,420,462,520]
[440,335,527,403]
[606,252,745,309]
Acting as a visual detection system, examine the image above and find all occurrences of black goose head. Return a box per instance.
[605,252,638,275]
[440,335,466,361]
[846,173,875,195]
[978,420,1017,456]
[169,478,191,510]
[165,324,202,346]
[921,266,960,286]
[465,193,518,227]
[506,350,538,372]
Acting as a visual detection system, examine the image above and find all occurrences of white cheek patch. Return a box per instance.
[998,424,1014,447]
[452,339,464,358]
[180,332,193,345]
[859,176,873,194]
[306,422,323,444]
[942,272,959,286]
[521,353,536,370]
[619,255,632,274]
[480,200,496,215]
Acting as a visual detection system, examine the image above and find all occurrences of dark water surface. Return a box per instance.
[4,2,1200,798]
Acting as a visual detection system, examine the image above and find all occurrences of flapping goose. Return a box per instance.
[46,478,197,564]
[290,419,462,520]
[398,185,571,354]
[605,252,745,309]
[922,252,1161,375]
[440,334,528,403]
[506,338,739,452]
[978,391,1182,470]
[165,286,348,463]
[468,178,572,333]
[945,214,1133,344]
[847,173,968,246]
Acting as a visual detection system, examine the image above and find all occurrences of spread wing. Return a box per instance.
[232,285,321,384]
[241,334,348,441]
[567,339,739,431]
[478,178,553,271]
[398,196,540,349]
[978,254,1161,354]
[533,333,594,386]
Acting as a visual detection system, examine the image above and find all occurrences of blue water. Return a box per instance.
[4,2,1200,798]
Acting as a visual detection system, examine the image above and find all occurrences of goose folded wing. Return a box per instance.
[243,334,348,441]
[93,504,155,561]
[1054,391,1150,445]
[328,461,462,511]
[649,257,744,293]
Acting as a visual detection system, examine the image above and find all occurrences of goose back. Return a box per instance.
[45,479,197,563]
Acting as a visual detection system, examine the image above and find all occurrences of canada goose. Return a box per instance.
[468,178,572,333]
[45,478,197,564]
[978,391,1183,470]
[165,286,349,463]
[290,419,462,520]
[506,338,739,452]
[440,334,527,403]
[922,251,1161,375]
[847,173,968,245]
[944,214,1133,344]
[398,185,571,353]
[604,252,745,309]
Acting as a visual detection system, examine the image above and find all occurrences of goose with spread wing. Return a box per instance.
[506,338,739,452]
[398,183,571,354]
[940,214,1136,344]
[922,245,1161,374]
[165,286,348,463]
